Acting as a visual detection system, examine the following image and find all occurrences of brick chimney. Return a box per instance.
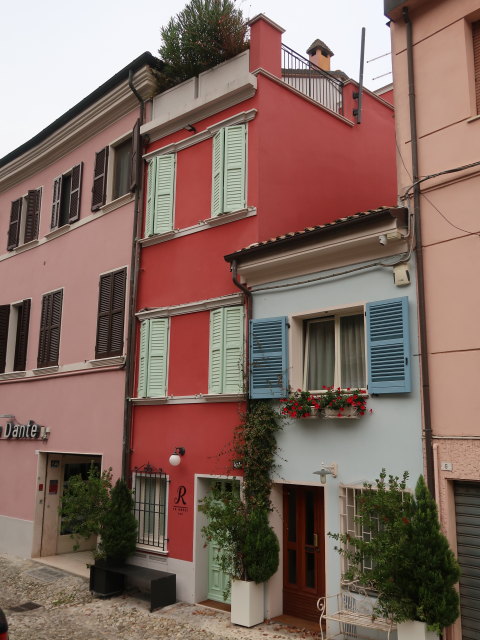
[306,39,334,71]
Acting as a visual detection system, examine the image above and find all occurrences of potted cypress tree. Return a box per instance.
[330,471,460,639]
[91,479,138,596]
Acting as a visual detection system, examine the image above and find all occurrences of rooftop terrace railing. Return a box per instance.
[281,44,344,114]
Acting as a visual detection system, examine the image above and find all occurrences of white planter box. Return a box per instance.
[397,620,439,640]
[231,579,264,627]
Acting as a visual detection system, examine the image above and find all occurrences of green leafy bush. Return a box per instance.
[329,470,460,634]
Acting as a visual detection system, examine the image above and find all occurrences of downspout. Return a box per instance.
[231,260,252,409]
[122,70,146,479]
[403,7,435,495]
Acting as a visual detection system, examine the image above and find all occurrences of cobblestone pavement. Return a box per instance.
[0,555,321,640]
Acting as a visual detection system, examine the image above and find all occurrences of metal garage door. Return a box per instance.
[455,482,480,639]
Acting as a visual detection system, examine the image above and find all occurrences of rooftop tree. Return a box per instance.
[158,0,248,89]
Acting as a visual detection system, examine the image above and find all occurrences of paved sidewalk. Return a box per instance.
[0,554,321,640]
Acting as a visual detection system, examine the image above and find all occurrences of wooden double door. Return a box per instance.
[283,485,325,621]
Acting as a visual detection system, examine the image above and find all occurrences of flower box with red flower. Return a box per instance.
[320,387,369,419]
[281,389,321,418]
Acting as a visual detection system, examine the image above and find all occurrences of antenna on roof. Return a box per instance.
[353,27,366,124]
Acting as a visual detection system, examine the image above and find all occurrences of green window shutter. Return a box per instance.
[209,308,224,393]
[154,154,175,234]
[137,320,149,397]
[147,318,169,398]
[223,124,246,213]
[211,130,225,217]
[223,306,244,393]
[145,158,157,237]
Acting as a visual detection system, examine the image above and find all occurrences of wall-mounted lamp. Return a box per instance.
[169,447,185,466]
[184,124,196,133]
[313,463,338,484]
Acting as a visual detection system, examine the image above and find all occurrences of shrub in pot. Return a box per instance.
[330,470,460,637]
[200,401,282,627]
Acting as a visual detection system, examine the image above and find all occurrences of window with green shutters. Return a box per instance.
[145,154,176,236]
[137,318,169,398]
[209,306,244,394]
[211,124,246,217]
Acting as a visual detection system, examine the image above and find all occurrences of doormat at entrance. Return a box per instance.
[8,601,42,613]
[24,566,67,583]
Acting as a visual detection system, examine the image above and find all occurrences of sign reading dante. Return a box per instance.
[3,420,44,440]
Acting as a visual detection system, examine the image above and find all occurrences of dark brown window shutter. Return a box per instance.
[473,21,480,114]
[95,268,126,359]
[51,176,62,229]
[91,147,109,211]
[130,119,141,192]
[7,198,22,250]
[24,189,42,244]
[38,290,63,368]
[68,163,83,223]
[0,305,11,373]
[13,299,31,371]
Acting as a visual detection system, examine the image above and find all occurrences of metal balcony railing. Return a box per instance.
[281,44,343,114]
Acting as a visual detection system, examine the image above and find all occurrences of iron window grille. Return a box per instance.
[132,464,168,551]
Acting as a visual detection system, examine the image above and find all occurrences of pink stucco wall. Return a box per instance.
[0,108,139,530]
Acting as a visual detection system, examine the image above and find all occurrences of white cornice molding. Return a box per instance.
[143,110,257,160]
[139,207,256,247]
[0,67,157,190]
[140,85,257,144]
[136,293,244,320]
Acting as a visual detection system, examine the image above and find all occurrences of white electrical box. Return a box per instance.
[393,263,410,286]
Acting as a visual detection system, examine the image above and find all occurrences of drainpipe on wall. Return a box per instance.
[403,7,435,495]
[231,260,252,410]
[121,70,146,480]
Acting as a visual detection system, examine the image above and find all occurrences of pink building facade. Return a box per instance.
[0,54,158,559]
[385,1,480,637]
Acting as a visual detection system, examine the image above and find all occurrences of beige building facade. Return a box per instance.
[385,1,480,638]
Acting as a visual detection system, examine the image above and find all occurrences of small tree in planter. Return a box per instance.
[330,470,460,637]
[200,401,282,626]
[97,479,138,564]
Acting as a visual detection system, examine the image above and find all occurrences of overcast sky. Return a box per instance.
[0,0,391,159]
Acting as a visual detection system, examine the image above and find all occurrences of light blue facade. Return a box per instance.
[244,237,424,608]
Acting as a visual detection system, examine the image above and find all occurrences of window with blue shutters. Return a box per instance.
[249,317,289,399]
[366,296,411,394]
[211,125,246,217]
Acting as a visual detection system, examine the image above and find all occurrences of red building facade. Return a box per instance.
[129,14,397,611]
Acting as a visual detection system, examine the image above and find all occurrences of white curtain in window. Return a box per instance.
[340,315,365,388]
[307,319,335,389]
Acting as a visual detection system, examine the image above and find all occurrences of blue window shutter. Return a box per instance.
[249,317,288,399]
[366,296,411,394]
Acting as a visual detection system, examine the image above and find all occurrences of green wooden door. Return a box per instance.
[207,479,239,604]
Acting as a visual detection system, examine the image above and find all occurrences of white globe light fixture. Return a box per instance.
[169,447,185,466]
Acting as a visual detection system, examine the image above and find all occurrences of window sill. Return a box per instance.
[140,207,256,247]
[32,366,59,376]
[98,193,134,215]
[89,356,126,368]
[0,370,27,380]
[44,225,70,240]
[131,393,245,405]
[13,239,40,253]
[134,546,169,556]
